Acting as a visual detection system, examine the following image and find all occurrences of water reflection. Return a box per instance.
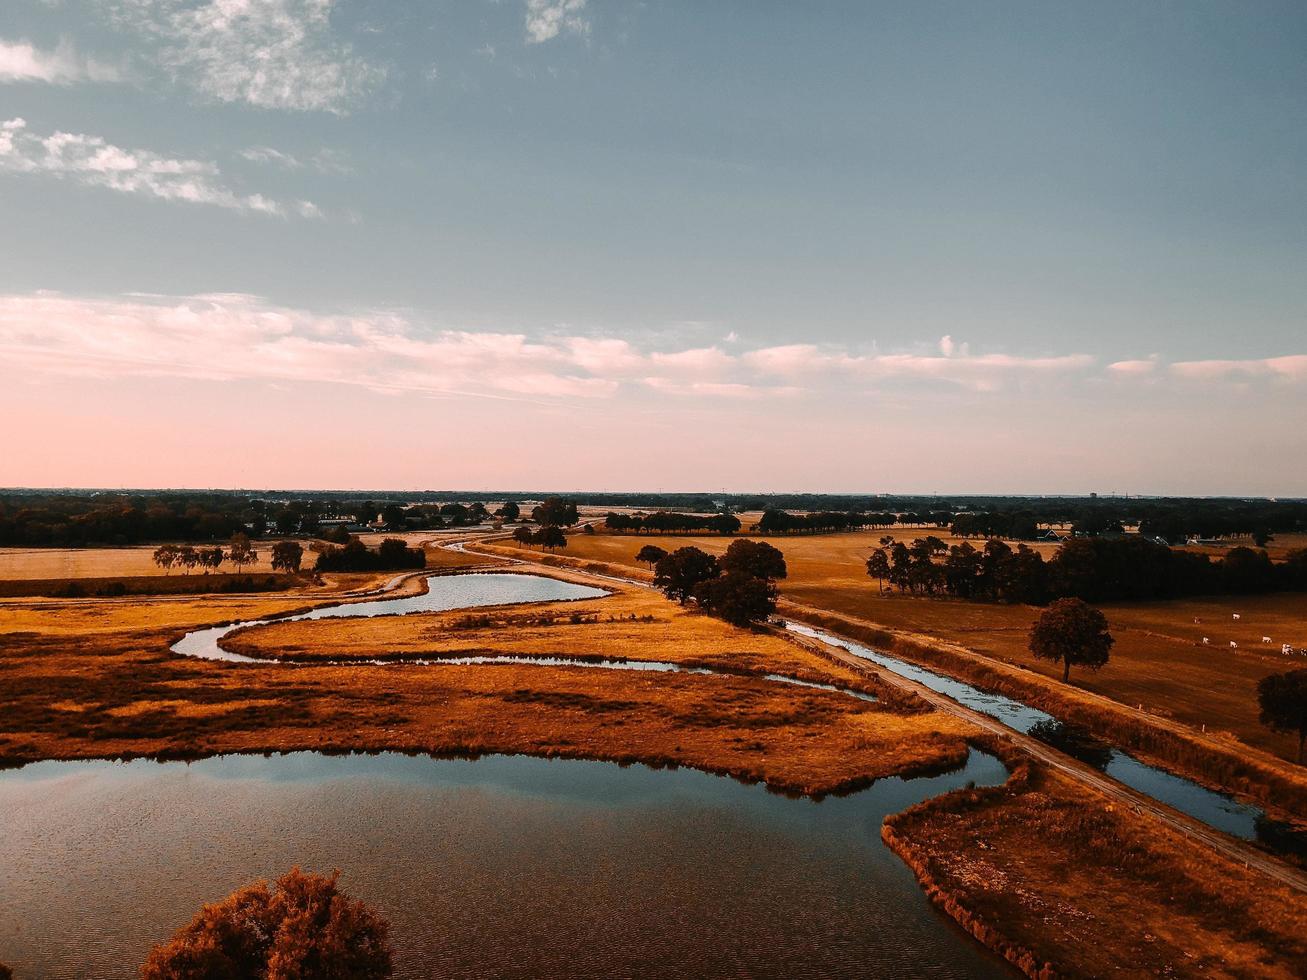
[0,751,1012,979]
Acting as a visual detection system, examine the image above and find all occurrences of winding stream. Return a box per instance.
[787,622,1304,856]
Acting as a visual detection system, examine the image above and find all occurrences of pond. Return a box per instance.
[786,623,1305,856]
[173,572,611,662]
[0,751,1013,978]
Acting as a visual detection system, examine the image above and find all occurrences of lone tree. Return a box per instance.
[654,547,719,604]
[270,540,304,574]
[1029,597,1114,683]
[512,525,535,546]
[635,544,668,569]
[1258,669,1307,764]
[719,539,787,581]
[694,570,777,626]
[141,867,392,979]
[497,501,521,522]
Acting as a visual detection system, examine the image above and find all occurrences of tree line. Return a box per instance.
[150,533,305,575]
[866,535,1307,604]
[604,511,741,535]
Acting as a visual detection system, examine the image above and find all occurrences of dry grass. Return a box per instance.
[525,532,1307,764]
[0,571,977,798]
[884,763,1307,978]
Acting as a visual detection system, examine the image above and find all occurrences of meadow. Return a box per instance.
[531,530,1307,764]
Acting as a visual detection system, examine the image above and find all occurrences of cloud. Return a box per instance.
[524,0,589,44]
[0,37,122,84]
[1107,358,1158,376]
[0,118,320,217]
[10,292,1278,405]
[101,0,385,114]
[1170,355,1307,382]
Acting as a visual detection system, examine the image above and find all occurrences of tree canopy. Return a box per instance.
[719,539,787,581]
[1258,669,1307,764]
[653,547,720,604]
[1029,598,1114,683]
[140,868,392,980]
[693,570,778,626]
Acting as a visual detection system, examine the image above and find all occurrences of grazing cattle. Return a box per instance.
[1232,613,1241,621]
[1202,637,1210,645]
[1263,636,1273,644]
[1230,640,1238,649]
[1193,617,1201,624]
[1284,644,1295,656]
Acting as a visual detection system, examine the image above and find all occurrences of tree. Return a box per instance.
[536,525,568,551]
[377,537,414,566]
[1029,597,1114,683]
[719,539,787,581]
[152,544,179,574]
[270,540,304,574]
[532,497,578,527]
[653,547,719,603]
[199,547,225,574]
[497,501,521,522]
[1257,669,1307,764]
[228,532,256,574]
[865,548,891,592]
[635,544,668,569]
[381,503,408,528]
[694,571,777,626]
[141,868,392,980]
[512,525,535,546]
[178,545,199,575]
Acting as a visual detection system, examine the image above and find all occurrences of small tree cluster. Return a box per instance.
[1258,669,1307,765]
[315,538,425,572]
[512,525,567,551]
[653,540,787,626]
[531,497,578,527]
[141,868,392,979]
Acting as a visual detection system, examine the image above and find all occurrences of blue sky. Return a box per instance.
[1,1,1305,493]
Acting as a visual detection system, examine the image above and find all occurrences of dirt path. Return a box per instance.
[455,536,1307,895]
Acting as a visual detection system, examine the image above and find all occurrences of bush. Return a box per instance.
[141,868,392,980]
[315,538,425,573]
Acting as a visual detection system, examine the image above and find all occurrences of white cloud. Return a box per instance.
[1107,358,1158,376]
[101,0,385,114]
[1170,355,1307,382]
[0,118,320,217]
[0,37,121,84]
[524,0,589,44]
[240,145,303,169]
[7,292,1272,404]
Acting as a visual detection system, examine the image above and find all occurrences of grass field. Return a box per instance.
[0,568,977,797]
[885,761,1307,978]
[511,531,1307,764]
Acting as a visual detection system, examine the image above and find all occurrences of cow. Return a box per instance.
[1283,644,1294,656]
[1202,637,1210,645]
[1230,641,1238,649]
[1263,636,1273,644]
[1232,613,1241,621]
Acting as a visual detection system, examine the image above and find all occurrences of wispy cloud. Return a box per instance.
[1170,355,1307,382]
[239,144,352,174]
[8,292,1298,404]
[524,0,589,44]
[0,37,122,84]
[0,118,320,217]
[102,0,385,114]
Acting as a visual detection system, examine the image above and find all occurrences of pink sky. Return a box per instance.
[3,291,1304,495]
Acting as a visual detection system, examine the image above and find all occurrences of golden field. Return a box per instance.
[0,566,977,798]
[886,760,1307,978]
[521,531,1307,764]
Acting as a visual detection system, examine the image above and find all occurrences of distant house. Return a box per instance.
[1036,529,1064,541]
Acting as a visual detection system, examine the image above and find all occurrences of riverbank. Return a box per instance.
[884,757,1307,978]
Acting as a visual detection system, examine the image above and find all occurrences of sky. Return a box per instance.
[1,1,1305,495]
